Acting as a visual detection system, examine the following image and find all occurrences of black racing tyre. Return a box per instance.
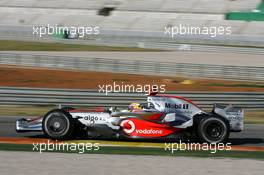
[197,116,230,144]
[42,109,75,140]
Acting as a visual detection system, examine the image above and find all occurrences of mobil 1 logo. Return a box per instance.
[165,103,189,109]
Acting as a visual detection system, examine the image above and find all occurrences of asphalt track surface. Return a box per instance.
[0,116,263,146]
[0,151,263,175]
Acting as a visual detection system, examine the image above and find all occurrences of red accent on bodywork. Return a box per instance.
[122,122,132,130]
[144,113,164,120]
[121,118,181,138]
[29,117,42,122]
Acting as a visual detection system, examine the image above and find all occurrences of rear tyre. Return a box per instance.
[197,116,229,143]
[42,109,75,140]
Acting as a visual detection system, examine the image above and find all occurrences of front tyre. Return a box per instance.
[42,109,75,140]
[197,116,229,144]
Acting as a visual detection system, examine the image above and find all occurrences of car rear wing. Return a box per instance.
[213,104,244,132]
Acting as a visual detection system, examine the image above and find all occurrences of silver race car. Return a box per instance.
[16,93,244,143]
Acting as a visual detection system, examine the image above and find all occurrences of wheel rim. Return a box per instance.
[204,121,225,141]
[45,112,69,136]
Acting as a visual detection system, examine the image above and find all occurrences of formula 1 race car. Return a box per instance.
[16,93,244,143]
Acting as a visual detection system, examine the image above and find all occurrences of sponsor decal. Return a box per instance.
[165,103,189,109]
[226,111,243,121]
[135,128,163,135]
[148,97,166,102]
[120,120,136,134]
[120,120,163,135]
[78,115,106,123]
[228,115,243,121]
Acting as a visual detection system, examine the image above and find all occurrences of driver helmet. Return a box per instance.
[128,102,143,112]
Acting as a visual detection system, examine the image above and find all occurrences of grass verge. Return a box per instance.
[0,143,263,160]
[0,40,159,51]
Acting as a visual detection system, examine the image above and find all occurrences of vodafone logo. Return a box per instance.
[136,129,163,135]
[120,119,163,135]
[120,120,136,134]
